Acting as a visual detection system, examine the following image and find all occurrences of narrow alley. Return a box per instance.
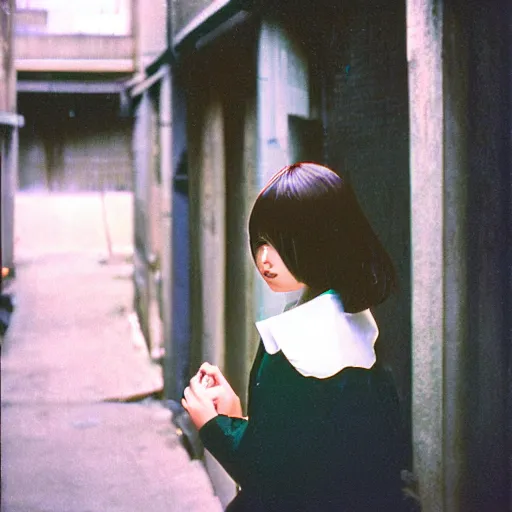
[1,192,223,512]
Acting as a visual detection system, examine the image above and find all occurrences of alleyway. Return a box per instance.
[1,192,223,512]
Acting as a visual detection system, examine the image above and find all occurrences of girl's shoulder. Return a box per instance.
[324,362,400,400]
[276,350,399,403]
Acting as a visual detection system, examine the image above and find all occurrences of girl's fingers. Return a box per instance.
[183,386,200,407]
[199,362,220,376]
[189,378,214,402]
[204,386,222,401]
[189,375,203,392]
[199,362,228,385]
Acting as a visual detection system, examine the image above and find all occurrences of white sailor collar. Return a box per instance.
[255,291,378,379]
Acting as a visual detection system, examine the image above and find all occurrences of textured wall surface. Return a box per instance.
[319,0,412,456]
[408,0,511,509]
[0,0,15,113]
[17,93,132,191]
[1,0,18,270]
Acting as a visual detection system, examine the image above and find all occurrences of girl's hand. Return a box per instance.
[182,375,218,430]
[198,362,243,418]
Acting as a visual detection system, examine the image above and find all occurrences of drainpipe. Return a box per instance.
[159,65,175,399]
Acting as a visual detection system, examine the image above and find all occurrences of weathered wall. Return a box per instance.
[17,93,132,191]
[271,0,412,457]
[134,0,167,70]
[408,1,446,507]
[408,0,511,509]
[0,126,18,270]
[0,0,16,113]
[15,34,134,61]
[132,93,155,347]
[463,0,511,508]
[320,0,411,416]
[1,0,19,271]
[185,21,258,400]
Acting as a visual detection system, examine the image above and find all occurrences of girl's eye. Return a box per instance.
[255,238,269,251]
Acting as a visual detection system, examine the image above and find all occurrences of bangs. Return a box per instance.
[249,164,338,256]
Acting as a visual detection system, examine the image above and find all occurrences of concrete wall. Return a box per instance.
[1,0,16,113]
[16,34,134,61]
[185,20,259,401]
[1,126,19,271]
[15,2,135,73]
[17,93,132,192]
[162,2,511,509]
[1,0,20,271]
[408,0,511,509]
[129,0,169,362]
[268,0,412,459]
[15,0,132,35]
[181,22,258,507]
[462,0,510,508]
[322,0,411,405]
[134,0,167,71]
[132,93,155,348]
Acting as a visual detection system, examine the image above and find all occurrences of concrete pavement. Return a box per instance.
[1,192,223,512]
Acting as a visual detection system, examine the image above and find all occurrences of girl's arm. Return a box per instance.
[199,414,249,484]
[183,364,248,484]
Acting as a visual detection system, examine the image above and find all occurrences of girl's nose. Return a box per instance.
[259,245,271,267]
[261,245,269,263]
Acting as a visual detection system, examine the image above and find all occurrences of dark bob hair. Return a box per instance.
[248,162,397,313]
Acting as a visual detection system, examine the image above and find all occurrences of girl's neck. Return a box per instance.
[296,287,325,307]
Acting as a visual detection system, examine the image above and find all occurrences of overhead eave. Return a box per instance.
[123,0,254,98]
[172,0,253,52]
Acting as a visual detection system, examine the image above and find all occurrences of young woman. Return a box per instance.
[182,162,406,511]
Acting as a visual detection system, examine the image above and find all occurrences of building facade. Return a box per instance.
[15,0,134,192]
[127,0,169,361]
[129,0,511,509]
[1,0,24,272]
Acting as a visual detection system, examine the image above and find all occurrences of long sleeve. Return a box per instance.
[199,415,249,484]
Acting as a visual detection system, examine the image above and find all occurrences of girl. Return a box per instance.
[182,162,406,511]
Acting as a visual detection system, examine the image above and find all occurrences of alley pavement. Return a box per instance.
[1,192,223,512]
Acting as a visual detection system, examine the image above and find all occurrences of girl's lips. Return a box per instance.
[263,270,277,279]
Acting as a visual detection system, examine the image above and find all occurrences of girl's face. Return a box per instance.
[255,244,305,293]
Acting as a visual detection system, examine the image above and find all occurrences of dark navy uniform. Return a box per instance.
[200,342,406,511]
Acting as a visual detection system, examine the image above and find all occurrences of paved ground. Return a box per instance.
[1,192,223,512]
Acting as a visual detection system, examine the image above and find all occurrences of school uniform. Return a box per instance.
[199,292,406,511]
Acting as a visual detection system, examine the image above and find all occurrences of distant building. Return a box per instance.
[14,0,134,191]
[1,0,24,272]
